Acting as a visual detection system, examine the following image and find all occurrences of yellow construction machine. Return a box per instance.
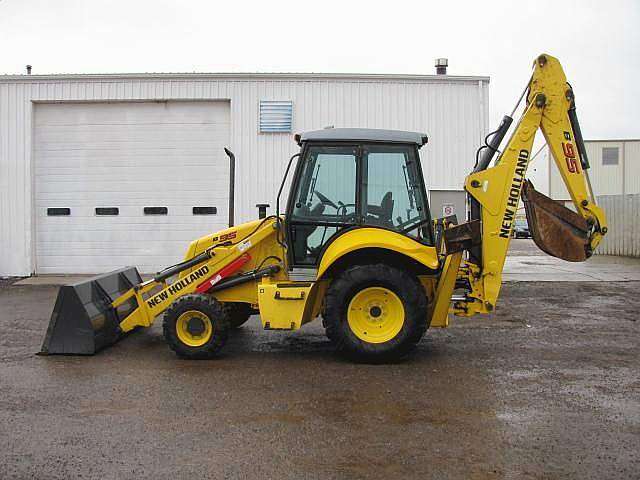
[41,54,607,361]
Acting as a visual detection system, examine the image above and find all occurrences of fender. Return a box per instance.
[317,227,439,279]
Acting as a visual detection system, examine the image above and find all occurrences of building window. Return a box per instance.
[47,208,70,216]
[95,207,119,216]
[602,147,619,166]
[259,100,293,133]
[144,207,168,215]
[192,207,217,215]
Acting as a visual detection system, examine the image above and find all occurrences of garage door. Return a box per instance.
[35,101,230,274]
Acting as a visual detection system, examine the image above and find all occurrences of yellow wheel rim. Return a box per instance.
[347,287,405,344]
[176,310,213,347]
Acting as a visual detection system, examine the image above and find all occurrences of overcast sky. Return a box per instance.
[1,0,638,139]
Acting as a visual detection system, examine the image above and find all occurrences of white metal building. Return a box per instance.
[549,139,640,199]
[548,139,640,258]
[0,71,489,276]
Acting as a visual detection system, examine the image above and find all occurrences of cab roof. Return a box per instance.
[296,128,428,148]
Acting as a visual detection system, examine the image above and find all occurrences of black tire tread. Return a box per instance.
[162,294,229,359]
[323,263,429,361]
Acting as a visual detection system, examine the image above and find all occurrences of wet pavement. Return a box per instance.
[504,240,640,282]
[0,277,639,479]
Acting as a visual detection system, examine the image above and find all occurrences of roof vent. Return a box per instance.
[435,58,448,75]
[26,65,32,75]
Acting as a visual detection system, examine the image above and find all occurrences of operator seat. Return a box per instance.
[367,191,394,227]
[379,191,394,224]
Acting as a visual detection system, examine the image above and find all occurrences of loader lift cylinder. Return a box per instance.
[154,250,212,283]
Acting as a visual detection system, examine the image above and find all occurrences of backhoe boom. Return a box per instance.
[454,54,608,316]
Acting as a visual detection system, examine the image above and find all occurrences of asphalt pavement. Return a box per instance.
[0,241,638,479]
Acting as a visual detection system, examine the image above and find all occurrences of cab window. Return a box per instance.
[362,145,431,241]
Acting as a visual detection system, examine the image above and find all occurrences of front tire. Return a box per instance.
[323,264,428,362]
[163,294,229,359]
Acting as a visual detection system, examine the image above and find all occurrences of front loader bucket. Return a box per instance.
[40,267,142,355]
[522,180,591,262]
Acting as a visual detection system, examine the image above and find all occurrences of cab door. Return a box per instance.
[287,144,359,266]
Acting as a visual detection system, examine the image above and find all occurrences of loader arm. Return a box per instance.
[452,54,607,316]
[41,218,285,354]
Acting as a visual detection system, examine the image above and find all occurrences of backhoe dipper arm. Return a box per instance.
[456,54,607,316]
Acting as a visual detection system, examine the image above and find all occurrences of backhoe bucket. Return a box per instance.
[40,267,142,355]
[522,180,591,262]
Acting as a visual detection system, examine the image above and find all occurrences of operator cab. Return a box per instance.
[286,128,433,266]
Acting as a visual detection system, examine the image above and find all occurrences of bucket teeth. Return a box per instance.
[522,180,591,262]
[40,267,142,355]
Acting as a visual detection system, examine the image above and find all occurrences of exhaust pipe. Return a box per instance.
[224,148,235,227]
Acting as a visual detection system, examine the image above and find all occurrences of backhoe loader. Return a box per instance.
[41,54,607,361]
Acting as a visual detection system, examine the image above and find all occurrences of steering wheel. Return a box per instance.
[314,191,339,210]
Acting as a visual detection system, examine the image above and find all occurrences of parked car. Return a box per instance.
[513,219,531,238]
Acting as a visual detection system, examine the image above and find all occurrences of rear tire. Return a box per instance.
[163,294,229,359]
[323,264,428,362]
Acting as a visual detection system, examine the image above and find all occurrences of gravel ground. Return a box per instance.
[0,279,638,480]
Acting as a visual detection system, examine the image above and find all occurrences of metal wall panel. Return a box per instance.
[594,194,640,258]
[0,74,488,275]
[429,190,466,222]
[624,141,640,194]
